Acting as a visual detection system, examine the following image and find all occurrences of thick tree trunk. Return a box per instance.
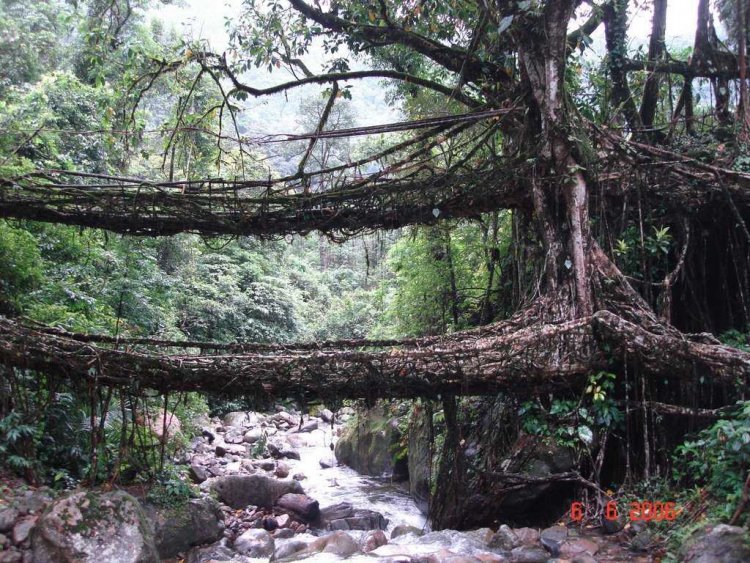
[604,0,643,133]
[738,0,750,140]
[519,0,593,318]
[640,0,668,131]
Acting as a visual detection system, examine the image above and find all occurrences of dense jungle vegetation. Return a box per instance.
[0,0,749,558]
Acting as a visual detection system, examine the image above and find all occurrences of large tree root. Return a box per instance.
[592,310,750,380]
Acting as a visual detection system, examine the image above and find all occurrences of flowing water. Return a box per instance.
[291,425,427,533]
[213,413,651,561]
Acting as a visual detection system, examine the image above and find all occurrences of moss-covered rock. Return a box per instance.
[408,402,433,514]
[679,524,750,562]
[142,496,224,559]
[210,474,303,509]
[334,402,408,479]
[31,490,158,563]
[428,397,576,529]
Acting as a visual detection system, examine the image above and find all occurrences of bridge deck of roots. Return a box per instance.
[1,310,747,402]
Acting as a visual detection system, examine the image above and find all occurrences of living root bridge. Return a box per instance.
[4,125,750,239]
[0,314,747,401]
[0,167,524,238]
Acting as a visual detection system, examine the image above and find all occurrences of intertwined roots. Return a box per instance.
[1,302,746,402]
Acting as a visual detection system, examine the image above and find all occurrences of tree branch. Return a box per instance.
[286,0,510,86]
[201,53,480,108]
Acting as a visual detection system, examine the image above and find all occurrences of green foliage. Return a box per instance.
[177,251,300,343]
[0,0,70,96]
[250,430,268,459]
[719,329,750,352]
[0,411,38,473]
[0,367,91,485]
[172,393,209,437]
[613,223,674,285]
[519,372,622,450]
[0,71,118,173]
[375,219,508,337]
[146,465,198,508]
[673,401,750,523]
[0,221,43,313]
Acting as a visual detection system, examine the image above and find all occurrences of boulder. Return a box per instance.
[320,409,334,423]
[243,428,264,444]
[222,411,255,428]
[488,524,518,551]
[295,420,318,433]
[540,525,568,556]
[257,459,276,471]
[15,489,53,516]
[0,509,19,533]
[272,538,309,561]
[273,411,297,426]
[189,463,208,484]
[362,529,388,552]
[261,517,279,531]
[320,502,354,522]
[276,531,360,561]
[276,494,320,523]
[0,548,23,563]
[334,403,408,480]
[513,527,540,546]
[31,490,158,563]
[223,428,245,444]
[274,461,290,478]
[12,516,36,545]
[328,508,387,531]
[317,531,360,557]
[185,540,253,563]
[679,524,750,562]
[558,537,599,558]
[143,497,224,559]
[266,442,300,460]
[280,449,300,460]
[234,528,274,558]
[218,442,246,456]
[144,410,181,440]
[210,474,303,509]
[391,524,424,539]
[274,528,294,540]
[510,546,548,562]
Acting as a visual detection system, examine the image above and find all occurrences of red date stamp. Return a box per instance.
[570,500,682,522]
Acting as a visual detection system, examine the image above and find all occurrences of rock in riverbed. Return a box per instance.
[209,474,303,509]
[32,490,158,563]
